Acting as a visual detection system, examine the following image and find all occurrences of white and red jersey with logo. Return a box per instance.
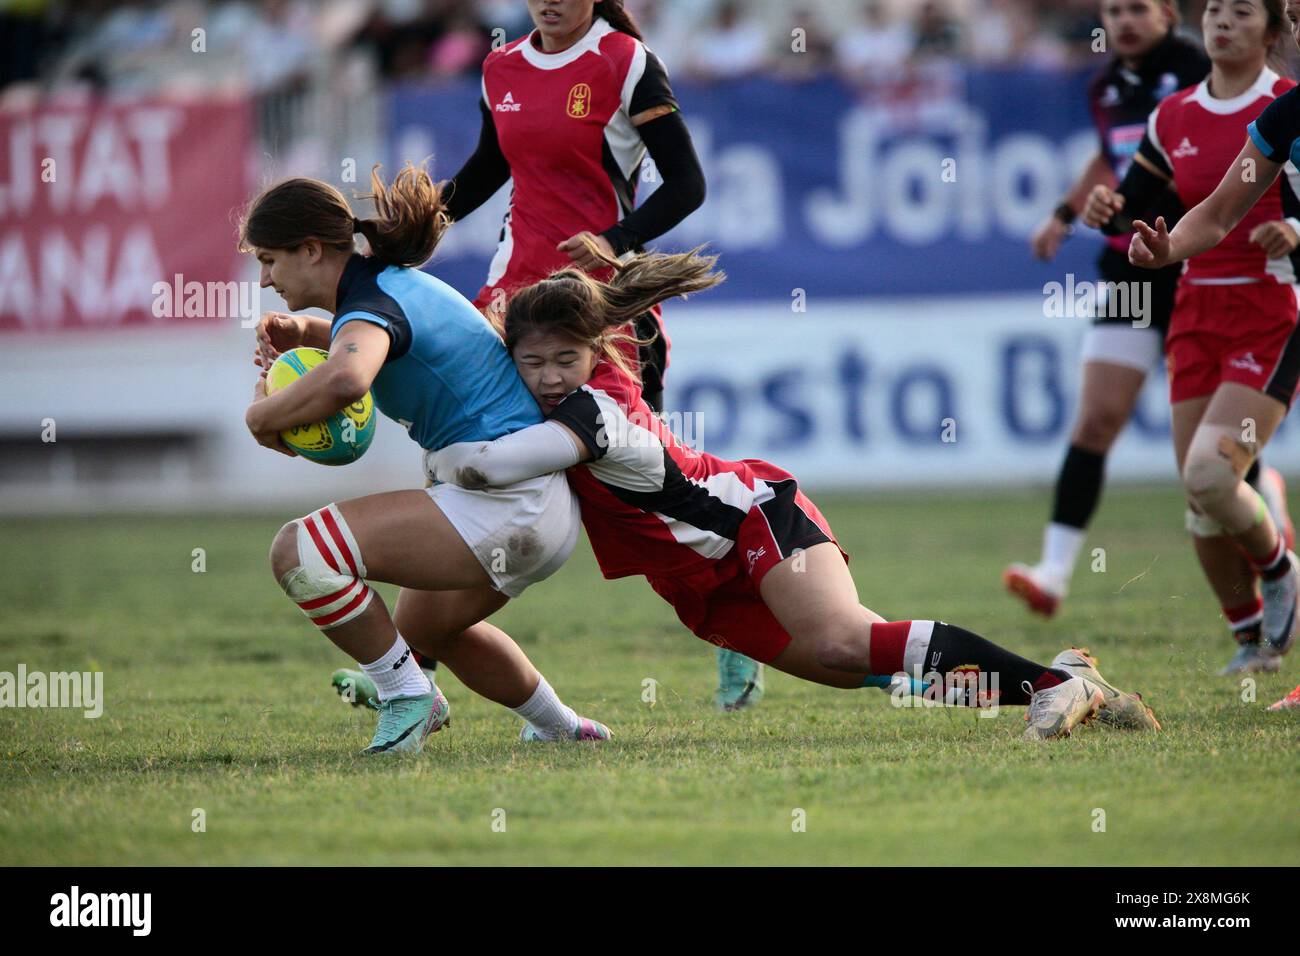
[547,359,799,580]
[1140,67,1300,284]
[475,18,677,306]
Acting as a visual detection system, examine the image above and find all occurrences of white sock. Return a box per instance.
[1040,523,1085,582]
[360,635,433,702]
[512,676,579,740]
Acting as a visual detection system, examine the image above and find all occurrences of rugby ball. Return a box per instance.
[265,347,376,465]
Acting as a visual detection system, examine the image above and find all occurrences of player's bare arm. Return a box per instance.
[1031,150,1115,261]
[245,322,387,439]
[1131,139,1280,268]
[1065,150,1118,212]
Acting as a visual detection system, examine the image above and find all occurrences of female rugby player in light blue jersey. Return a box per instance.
[240,164,609,754]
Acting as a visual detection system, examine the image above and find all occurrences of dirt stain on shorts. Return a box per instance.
[507,528,541,558]
[456,466,489,491]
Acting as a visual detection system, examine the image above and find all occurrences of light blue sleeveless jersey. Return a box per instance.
[330,254,540,450]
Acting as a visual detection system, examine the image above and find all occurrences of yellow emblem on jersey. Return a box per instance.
[567,83,591,118]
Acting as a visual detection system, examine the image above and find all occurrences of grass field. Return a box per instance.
[2,485,1297,866]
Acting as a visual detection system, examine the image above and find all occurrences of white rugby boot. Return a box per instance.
[1259,551,1298,657]
[1022,676,1105,741]
[1050,648,1160,731]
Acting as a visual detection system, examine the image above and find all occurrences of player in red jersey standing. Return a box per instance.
[1116,0,1300,674]
[332,0,766,714]
[445,0,700,409]
[425,244,1163,741]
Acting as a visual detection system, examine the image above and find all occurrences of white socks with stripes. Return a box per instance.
[512,676,579,739]
[361,636,433,702]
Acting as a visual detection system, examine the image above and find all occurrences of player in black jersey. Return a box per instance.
[1005,0,1212,616]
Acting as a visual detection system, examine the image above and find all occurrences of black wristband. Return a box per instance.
[1053,202,1077,225]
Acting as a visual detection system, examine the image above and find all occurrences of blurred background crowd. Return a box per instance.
[0,0,1229,99]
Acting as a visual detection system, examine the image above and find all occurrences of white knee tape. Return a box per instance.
[1185,507,1225,538]
[281,503,373,629]
[1183,425,1258,528]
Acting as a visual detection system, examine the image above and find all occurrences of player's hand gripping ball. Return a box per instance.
[265,347,376,465]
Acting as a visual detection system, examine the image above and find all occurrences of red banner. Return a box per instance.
[0,96,251,333]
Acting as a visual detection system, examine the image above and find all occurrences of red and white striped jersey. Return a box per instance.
[548,359,794,580]
[1140,67,1300,284]
[476,19,677,305]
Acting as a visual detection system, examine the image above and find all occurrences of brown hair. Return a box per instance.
[595,0,643,40]
[238,163,450,269]
[501,239,724,379]
[1261,0,1291,74]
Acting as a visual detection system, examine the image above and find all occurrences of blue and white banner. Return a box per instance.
[661,295,1300,489]
[389,68,1109,301]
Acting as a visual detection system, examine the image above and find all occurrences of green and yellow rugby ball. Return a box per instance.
[266,347,376,465]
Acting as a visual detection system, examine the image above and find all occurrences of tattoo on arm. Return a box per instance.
[345,343,358,353]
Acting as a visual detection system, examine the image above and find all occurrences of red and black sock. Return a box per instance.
[1251,537,1291,582]
[869,620,1068,706]
[1225,598,1263,645]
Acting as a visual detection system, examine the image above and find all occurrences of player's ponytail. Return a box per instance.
[355,163,451,269]
[500,238,723,380]
[589,244,725,329]
[594,0,643,40]
[238,163,450,270]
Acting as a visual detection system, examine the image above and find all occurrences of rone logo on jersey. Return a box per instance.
[567,83,591,119]
[1230,352,1264,375]
[1172,136,1199,158]
[496,91,522,112]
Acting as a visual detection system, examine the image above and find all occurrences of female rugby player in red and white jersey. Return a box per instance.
[1115,0,1300,675]
[425,244,1164,741]
[444,0,702,358]
[333,0,768,714]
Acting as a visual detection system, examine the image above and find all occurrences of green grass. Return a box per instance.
[2,486,1297,865]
